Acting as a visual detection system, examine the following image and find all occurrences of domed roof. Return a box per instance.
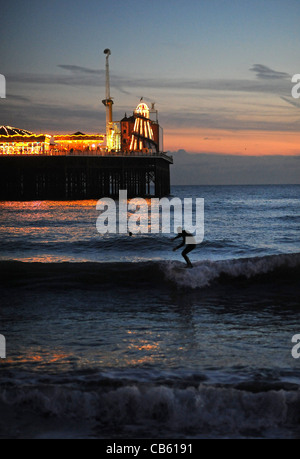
[0,126,34,136]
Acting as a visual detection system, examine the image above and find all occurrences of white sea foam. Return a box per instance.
[162,253,300,289]
[0,381,299,438]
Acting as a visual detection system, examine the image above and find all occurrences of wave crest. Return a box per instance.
[0,379,299,438]
[1,252,299,291]
[162,252,300,289]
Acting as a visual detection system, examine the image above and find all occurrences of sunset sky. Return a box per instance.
[1,0,299,160]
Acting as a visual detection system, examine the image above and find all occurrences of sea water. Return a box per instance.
[0,185,299,438]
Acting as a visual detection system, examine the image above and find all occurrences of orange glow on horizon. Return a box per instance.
[165,128,300,156]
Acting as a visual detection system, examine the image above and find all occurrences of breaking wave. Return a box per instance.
[1,252,299,291]
[163,252,300,289]
[0,372,299,438]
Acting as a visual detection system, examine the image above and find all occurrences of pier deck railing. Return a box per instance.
[0,150,173,163]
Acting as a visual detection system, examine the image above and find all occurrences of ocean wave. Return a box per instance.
[0,376,299,438]
[0,252,299,292]
[0,234,173,253]
[277,215,300,222]
[162,252,300,289]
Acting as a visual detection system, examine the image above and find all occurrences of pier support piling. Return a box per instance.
[0,155,172,200]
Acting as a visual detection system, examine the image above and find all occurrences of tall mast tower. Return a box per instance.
[102,49,114,150]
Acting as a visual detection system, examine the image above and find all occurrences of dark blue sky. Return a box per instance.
[2,0,299,76]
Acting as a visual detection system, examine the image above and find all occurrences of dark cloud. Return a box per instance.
[7,65,131,95]
[1,88,296,136]
[159,106,297,132]
[6,94,31,102]
[8,72,98,87]
[1,63,296,134]
[57,65,103,75]
[170,150,300,185]
[6,63,291,97]
[250,64,290,80]
[55,65,131,95]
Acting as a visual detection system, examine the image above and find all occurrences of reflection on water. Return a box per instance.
[1,186,300,264]
[0,186,299,377]
[4,349,73,371]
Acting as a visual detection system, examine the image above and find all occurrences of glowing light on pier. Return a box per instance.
[129,102,157,153]
[0,127,105,156]
[0,126,51,155]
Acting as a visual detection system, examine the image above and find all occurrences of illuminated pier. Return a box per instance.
[0,50,172,200]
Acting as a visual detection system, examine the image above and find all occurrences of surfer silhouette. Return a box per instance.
[172,227,196,268]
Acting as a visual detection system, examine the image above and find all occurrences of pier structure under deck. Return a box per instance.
[0,152,172,200]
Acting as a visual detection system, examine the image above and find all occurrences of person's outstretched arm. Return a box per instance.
[172,234,181,241]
